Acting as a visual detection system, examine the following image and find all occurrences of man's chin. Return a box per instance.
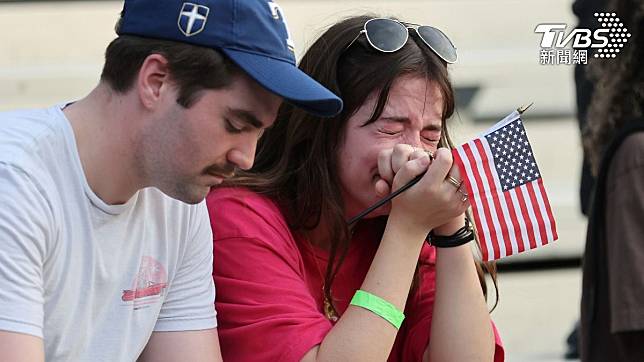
[163,185,210,205]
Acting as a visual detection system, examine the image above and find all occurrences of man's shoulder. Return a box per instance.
[136,188,208,229]
[0,106,66,169]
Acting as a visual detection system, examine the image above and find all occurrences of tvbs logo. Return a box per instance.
[535,12,630,64]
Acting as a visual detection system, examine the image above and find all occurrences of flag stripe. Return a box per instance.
[463,142,500,260]
[503,190,525,253]
[532,181,554,244]
[514,186,538,250]
[508,188,532,252]
[469,141,505,257]
[538,178,558,240]
[526,181,549,245]
[476,139,514,257]
[519,184,543,248]
[454,147,492,260]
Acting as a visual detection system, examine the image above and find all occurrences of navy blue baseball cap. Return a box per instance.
[117,0,343,117]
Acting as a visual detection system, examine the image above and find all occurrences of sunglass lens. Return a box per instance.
[364,19,408,52]
[417,26,457,63]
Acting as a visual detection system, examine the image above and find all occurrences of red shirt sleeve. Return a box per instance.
[207,188,332,361]
[389,244,505,362]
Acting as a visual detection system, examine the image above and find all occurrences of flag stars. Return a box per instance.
[484,118,541,191]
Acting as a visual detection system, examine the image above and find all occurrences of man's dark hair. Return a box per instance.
[101,35,241,107]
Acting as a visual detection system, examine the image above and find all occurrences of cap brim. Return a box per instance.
[222,48,343,117]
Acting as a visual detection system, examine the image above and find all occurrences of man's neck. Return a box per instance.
[63,84,145,205]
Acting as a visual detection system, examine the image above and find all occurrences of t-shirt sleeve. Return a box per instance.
[0,163,52,338]
[154,201,217,332]
[389,244,505,362]
[605,135,644,333]
[207,189,333,362]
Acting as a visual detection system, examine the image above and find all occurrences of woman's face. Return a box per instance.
[336,74,445,219]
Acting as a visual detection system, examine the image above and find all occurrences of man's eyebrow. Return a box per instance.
[228,108,264,129]
[380,116,442,131]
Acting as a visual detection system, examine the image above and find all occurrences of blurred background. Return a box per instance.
[1,0,588,360]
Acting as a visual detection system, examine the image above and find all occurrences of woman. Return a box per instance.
[580,0,644,360]
[207,15,503,361]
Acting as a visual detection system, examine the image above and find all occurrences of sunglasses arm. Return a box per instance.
[345,30,366,51]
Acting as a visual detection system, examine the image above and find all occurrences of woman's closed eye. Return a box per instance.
[421,130,441,144]
[377,124,404,135]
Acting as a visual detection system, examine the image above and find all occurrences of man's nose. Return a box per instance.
[227,140,257,171]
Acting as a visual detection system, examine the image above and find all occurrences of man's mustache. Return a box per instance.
[204,164,236,178]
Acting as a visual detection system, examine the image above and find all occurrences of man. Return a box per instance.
[0,0,342,361]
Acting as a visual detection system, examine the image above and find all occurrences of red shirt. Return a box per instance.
[207,187,504,361]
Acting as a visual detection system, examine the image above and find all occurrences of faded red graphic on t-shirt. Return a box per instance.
[122,256,168,302]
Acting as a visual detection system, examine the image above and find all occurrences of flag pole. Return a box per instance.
[517,102,534,114]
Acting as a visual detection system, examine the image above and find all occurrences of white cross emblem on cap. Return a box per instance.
[178,2,210,37]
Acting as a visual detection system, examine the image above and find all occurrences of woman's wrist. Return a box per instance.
[428,217,474,248]
[432,216,466,236]
[387,208,434,237]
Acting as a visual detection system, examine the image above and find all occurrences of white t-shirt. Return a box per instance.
[0,105,217,361]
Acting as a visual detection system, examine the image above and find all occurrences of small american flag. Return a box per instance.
[452,111,558,261]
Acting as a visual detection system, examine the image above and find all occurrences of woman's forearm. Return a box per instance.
[306,214,428,362]
[426,244,495,362]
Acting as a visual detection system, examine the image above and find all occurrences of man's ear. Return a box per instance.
[136,54,172,110]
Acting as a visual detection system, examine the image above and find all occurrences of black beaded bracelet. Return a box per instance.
[427,218,475,248]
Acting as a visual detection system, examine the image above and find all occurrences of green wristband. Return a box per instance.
[350,290,405,329]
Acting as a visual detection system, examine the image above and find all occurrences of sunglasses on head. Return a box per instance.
[346,18,458,64]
